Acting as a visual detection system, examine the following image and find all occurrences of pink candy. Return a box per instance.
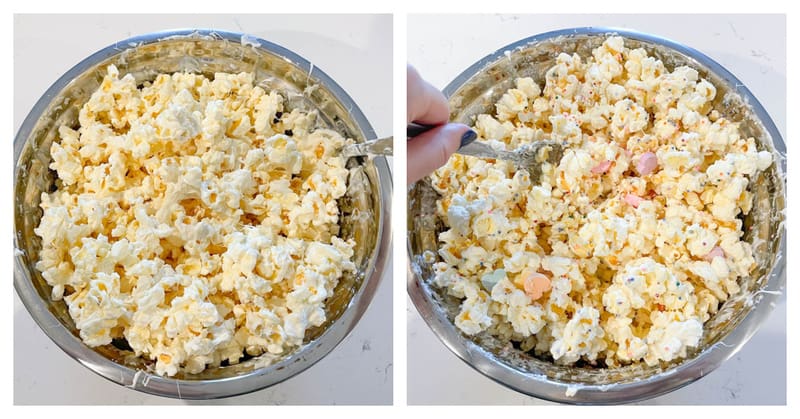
[624,193,644,208]
[705,246,725,261]
[591,160,613,174]
[636,152,658,175]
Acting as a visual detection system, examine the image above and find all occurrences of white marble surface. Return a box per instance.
[14,14,392,405]
[407,13,786,405]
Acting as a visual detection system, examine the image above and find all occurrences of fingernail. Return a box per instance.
[460,130,477,148]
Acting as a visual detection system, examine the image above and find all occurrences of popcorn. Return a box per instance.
[35,65,355,376]
[455,282,493,335]
[430,37,771,367]
[550,307,606,364]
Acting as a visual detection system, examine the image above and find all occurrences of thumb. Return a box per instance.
[407,123,475,184]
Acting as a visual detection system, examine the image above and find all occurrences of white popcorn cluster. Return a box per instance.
[430,37,772,367]
[36,66,356,376]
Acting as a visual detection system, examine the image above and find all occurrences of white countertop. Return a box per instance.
[14,14,392,405]
[407,13,786,405]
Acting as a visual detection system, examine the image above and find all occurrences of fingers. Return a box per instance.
[407,64,468,183]
[407,123,474,184]
[407,64,449,125]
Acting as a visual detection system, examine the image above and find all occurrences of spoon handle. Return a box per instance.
[406,122,434,138]
[455,140,513,160]
[407,122,479,149]
[341,136,394,158]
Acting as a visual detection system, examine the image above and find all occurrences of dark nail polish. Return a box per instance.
[460,130,477,148]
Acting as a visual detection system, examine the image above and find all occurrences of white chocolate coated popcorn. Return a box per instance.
[430,37,771,367]
[35,66,356,376]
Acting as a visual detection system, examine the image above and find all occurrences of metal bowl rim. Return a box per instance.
[407,26,786,404]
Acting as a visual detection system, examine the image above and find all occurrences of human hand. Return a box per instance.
[407,64,476,184]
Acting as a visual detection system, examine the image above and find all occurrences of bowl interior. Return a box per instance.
[408,31,785,398]
[15,32,386,383]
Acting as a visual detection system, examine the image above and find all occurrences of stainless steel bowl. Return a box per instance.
[14,29,392,399]
[407,27,785,404]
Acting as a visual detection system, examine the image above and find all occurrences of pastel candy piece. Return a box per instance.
[481,269,505,291]
[705,246,725,260]
[636,152,658,175]
[523,271,551,301]
[591,159,613,174]
[624,193,644,208]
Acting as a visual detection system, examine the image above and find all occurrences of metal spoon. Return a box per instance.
[407,122,563,180]
[341,136,393,158]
